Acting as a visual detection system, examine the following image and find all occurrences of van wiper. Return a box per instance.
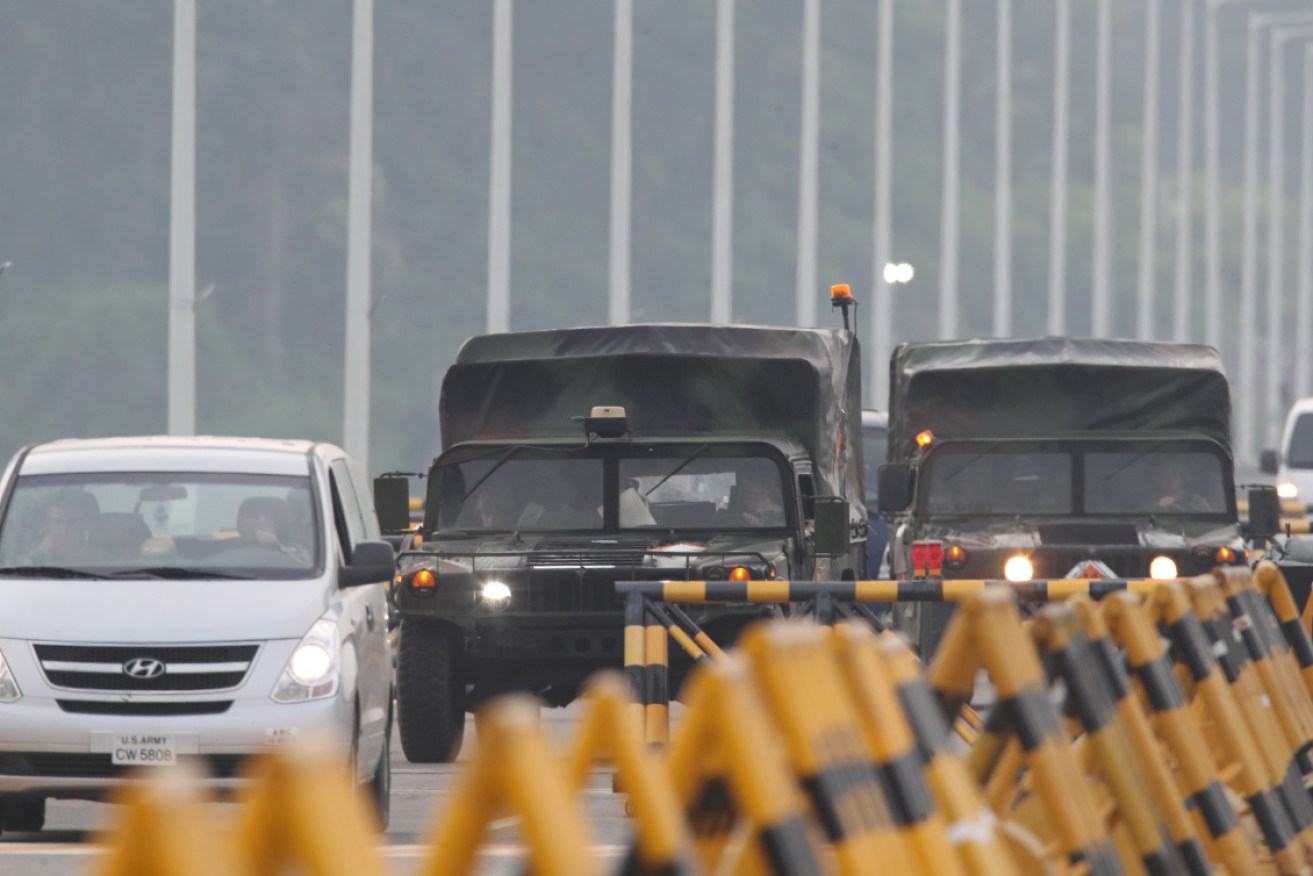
[0,565,108,579]
[645,445,710,497]
[106,567,256,580]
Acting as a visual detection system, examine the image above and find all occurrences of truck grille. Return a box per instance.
[520,570,623,613]
[34,644,259,693]
[527,538,650,569]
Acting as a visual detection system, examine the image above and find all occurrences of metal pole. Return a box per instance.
[1267,30,1289,445]
[343,0,373,469]
[1204,0,1222,351]
[1173,0,1195,342]
[1092,0,1112,337]
[939,0,961,340]
[796,0,820,328]
[608,0,633,326]
[1137,0,1161,341]
[872,0,894,408]
[1047,0,1070,335]
[993,0,1012,337]
[486,0,512,334]
[711,0,735,323]
[168,0,196,436]
[1297,46,1313,401]
[1239,18,1262,463]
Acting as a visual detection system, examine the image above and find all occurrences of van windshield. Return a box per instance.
[0,473,321,579]
[1288,414,1313,468]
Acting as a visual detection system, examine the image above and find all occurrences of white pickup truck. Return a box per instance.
[0,436,394,832]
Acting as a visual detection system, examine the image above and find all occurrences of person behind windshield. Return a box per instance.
[23,492,99,565]
[474,483,518,529]
[1153,466,1215,513]
[738,482,784,526]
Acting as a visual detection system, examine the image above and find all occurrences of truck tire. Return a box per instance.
[916,602,957,664]
[397,620,465,763]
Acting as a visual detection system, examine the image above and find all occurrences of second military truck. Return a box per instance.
[381,324,867,761]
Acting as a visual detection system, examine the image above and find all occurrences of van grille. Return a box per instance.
[0,752,247,779]
[34,644,258,693]
[56,700,233,716]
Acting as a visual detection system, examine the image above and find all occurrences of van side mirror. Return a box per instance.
[340,539,395,588]
[1261,449,1280,475]
[374,476,412,534]
[1246,486,1281,546]
[876,464,915,514]
[812,497,850,557]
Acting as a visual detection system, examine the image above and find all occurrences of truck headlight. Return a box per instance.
[480,580,511,610]
[1149,556,1178,580]
[272,618,339,703]
[1003,556,1033,582]
[0,650,20,703]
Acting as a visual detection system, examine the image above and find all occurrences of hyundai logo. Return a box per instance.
[123,658,166,679]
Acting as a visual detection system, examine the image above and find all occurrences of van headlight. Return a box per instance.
[0,650,20,703]
[1278,482,1300,499]
[272,618,339,703]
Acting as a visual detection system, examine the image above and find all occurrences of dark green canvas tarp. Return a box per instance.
[440,324,865,509]
[886,338,1231,462]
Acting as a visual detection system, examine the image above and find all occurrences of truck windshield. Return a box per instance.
[437,457,605,532]
[921,444,1229,517]
[0,472,320,578]
[620,455,785,529]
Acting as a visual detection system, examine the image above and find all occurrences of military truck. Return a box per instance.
[379,324,866,761]
[876,338,1247,658]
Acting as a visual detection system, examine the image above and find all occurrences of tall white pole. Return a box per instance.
[343,0,373,469]
[1173,0,1195,342]
[1047,0,1070,335]
[1092,0,1112,337]
[608,0,633,326]
[486,0,512,334]
[1297,46,1313,402]
[938,0,961,340]
[168,0,196,436]
[795,0,821,328]
[872,0,894,408]
[1239,19,1261,463]
[993,0,1012,338]
[1204,1,1222,351]
[1267,32,1287,445]
[711,0,735,324]
[1137,0,1161,341]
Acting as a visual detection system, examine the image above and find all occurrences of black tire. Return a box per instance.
[397,620,465,763]
[916,601,957,665]
[366,723,392,830]
[2,796,45,832]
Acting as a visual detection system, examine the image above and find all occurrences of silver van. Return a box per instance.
[0,437,394,831]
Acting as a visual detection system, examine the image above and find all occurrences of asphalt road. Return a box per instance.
[0,704,635,875]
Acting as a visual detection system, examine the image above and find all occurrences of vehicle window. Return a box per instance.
[330,461,368,546]
[1085,451,1227,515]
[924,450,1072,516]
[344,458,381,540]
[1288,414,1313,468]
[437,457,605,532]
[862,425,887,500]
[0,472,321,578]
[620,456,785,529]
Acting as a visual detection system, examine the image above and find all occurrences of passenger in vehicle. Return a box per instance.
[474,484,518,529]
[22,492,99,564]
[738,482,785,527]
[1154,466,1216,513]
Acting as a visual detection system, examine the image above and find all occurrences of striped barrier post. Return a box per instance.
[739,623,919,875]
[643,600,712,665]
[667,656,826,875]
[565,674,698,876]
[1242,562,1313,742]
[1071,600,1211,875]
[1150,581,1309,875]
[1031,604,1200,876]
[1101,592,1259,874]
[624,591,648,747]
[644,604,670,748]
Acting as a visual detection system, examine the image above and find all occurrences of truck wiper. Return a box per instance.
[940,442,1000,483]
[105,567,256,580]
[1100,441,1163,481]
[645,445,710,498]
[461,446,520,503]
[0,565,108,579]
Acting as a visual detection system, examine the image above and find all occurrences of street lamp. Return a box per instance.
[343,0,374,471]
[167,0,196,437]
[1047,0,1070,335]
[939,0,961,339]
[1136,0,1161,340]
[883,263,915,285]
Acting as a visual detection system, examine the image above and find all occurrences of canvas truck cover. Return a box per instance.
[439,324,865,507]
[887,337,1231,462]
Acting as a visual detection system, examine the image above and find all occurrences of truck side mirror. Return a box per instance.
[1247,486,1281,545]
[1261,449,1280,475]
[812,497,850,557]
[374,476,412,534]
[876,464,915,514]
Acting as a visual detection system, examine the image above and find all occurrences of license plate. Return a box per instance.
[111,733,178,767]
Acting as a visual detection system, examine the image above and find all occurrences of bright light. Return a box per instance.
[1149,556,1178,581]
[1003,556,1033,582]
[882,262,916,285]
[481,580,511,608]
[1278,482,1300,499]
[288,642,334,685]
